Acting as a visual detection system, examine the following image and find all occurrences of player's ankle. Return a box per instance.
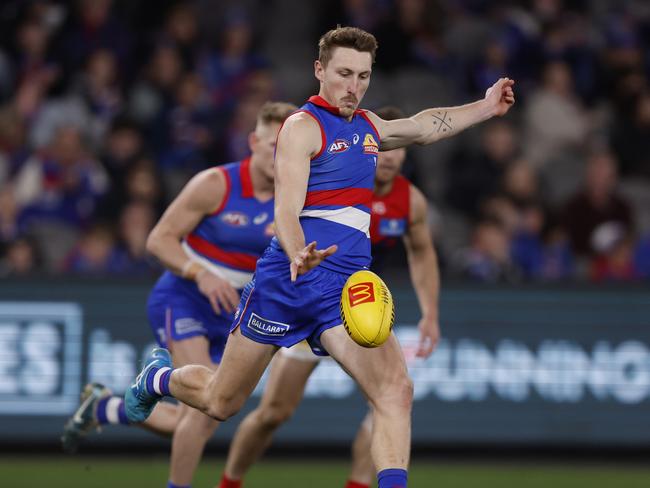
[377,468,407,488]
[218,474,242,488]
[146,366,173,397]
[95,396,130,425]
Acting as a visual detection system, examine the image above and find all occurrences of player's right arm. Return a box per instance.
[274,112,337,281]
[146,169,240,314]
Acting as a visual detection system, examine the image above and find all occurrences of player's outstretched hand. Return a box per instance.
[416,316,440,358]
[196,270,240,315]
[485,77,515,117]
[290,241,338,282]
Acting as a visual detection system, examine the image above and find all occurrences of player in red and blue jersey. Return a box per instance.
[125,27,514,488]
[216,106,441,488]
[61,102,296,488]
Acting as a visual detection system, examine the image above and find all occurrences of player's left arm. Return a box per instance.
[403,184,440,358]
[370,78,515,150]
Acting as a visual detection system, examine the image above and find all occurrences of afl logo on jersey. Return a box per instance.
[221,211,249,226]
[328,139,351,154]
[372,201,387,215]
[363,133,379,155]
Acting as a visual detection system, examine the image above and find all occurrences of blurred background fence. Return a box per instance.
[1,277,649,449]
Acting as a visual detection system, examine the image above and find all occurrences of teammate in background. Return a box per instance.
[125,27,514,488]
[61,102,297,488]
[218,105,441,488]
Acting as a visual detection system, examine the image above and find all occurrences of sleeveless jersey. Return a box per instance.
[182,158,274,288]
[370,175,411,270]
[270,95,380,274]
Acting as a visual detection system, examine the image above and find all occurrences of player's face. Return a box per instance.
[315,47,372,117]
[375,147,406,185]
[249,121,281,180]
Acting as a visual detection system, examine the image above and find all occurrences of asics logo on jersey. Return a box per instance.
[253,212,269,225]
[363,133,379,155]
[328,139,351,154]
[353,133,360,144]
[348,282,376,307]
[221,212,249,226]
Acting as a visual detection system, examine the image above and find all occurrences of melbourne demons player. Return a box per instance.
[217,105,440,488]
[62,102,296,488]
[124,27,514,488]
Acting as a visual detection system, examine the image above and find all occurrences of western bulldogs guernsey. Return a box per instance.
[370,174,411,271]
[147,158,274,363]
[235,96,381,355]
[269,95,379,274]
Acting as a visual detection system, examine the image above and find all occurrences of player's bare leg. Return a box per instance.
[168,335,220,487]
[348,412,374,486]
[223,351,318,481]
[139,401,181,436]
[321,327,412,473]
[167,327,278,420]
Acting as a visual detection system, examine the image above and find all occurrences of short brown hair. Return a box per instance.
[318,26,378,66]
[374,106,405,121]
[257,101,297,125]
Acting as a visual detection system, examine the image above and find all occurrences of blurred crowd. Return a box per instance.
[0,0,649,283]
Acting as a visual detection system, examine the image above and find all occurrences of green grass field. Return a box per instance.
[3,457,650,488]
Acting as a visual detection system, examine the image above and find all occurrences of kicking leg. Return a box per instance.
[221,349,318,484]
[321,326,412,487]
[127,327,278,423]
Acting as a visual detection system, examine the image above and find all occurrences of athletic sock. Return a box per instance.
[145,366,173,397]
[167,482,190,488]
[377,468,408,488]
[95,396,130,425]
[345,481,370,488]
[218,474,242,488]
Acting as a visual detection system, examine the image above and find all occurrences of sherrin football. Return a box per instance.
[340,270,395,348]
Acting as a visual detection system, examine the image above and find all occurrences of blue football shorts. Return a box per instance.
[147,271,235,364]
[230,247,349,356]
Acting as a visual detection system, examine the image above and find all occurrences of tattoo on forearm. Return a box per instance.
[432,111,452,133]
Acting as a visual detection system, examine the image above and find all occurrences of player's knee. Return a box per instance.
[258,402,295,429]
[205,394,245,421]
[373,375,413,413]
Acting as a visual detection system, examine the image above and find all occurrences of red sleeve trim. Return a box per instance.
[359,111,381,143]
[211,166,231,215]
[293,109,326,160]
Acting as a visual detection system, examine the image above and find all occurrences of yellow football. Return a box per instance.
[340,270,394,348]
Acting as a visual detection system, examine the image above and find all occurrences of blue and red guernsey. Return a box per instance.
[182,158,274,289]
[370,174,410,248]
[270,95,380,274]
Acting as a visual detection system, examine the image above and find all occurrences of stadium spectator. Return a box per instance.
[110,200,156,275]
[523,61,589,167]
[128,44,185,128]
[446,119,519,219]
[61,223,118,274]
[197,10,268,113]
[611,91,650,179]
[453,219,521,283]
[562,151,634,258]
[59,0,132,78]
[69,49,123,148]
[0,236,40,276]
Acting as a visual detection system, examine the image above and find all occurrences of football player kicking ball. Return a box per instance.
[124,27,514,488]
[217,105,440,488]
[61,102,296,488]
